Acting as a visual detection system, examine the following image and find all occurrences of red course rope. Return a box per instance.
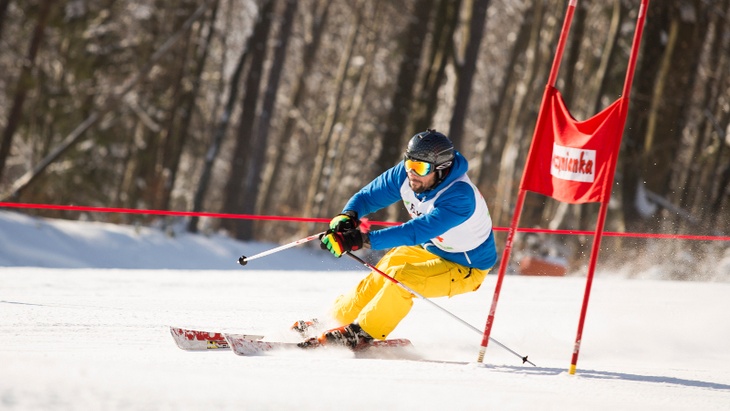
[0,202,728,241]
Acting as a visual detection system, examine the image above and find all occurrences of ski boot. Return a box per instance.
[303,323,374,351]
[289,318,320,339]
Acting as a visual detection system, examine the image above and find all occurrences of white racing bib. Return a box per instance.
[400,174,492,253]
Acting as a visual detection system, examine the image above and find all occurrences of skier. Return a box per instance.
[297,129,497,350]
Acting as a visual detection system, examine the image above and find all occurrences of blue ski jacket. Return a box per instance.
[342,151,497,270]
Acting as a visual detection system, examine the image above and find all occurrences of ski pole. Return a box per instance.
[238,231,326,266]
[345,251,535,366]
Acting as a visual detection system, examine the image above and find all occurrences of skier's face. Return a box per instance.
[407,169,436,193]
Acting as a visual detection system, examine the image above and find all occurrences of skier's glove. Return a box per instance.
[328,211,359,232]
[320,228,365,258]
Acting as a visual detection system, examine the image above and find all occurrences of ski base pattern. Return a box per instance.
[224,333,412,356]
[170,326,263,351]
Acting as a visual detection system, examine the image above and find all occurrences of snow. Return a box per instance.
[1,210,729,410]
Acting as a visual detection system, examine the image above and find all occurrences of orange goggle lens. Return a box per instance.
[404,159,433,176]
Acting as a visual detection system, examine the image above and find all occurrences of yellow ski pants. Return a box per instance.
[330,245,489,340]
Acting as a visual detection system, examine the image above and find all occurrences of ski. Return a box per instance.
[170,326,263,351]
[172,327,474,364]
[224,333,413,356]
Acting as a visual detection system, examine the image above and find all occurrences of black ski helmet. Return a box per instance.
[404,129,455,183]
[405,129,454,168]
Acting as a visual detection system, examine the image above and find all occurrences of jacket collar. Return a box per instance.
[414,151,467,201]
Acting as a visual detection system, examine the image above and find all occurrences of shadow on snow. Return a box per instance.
[487,364,730,391]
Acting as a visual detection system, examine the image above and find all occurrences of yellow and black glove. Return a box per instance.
[320,228,364,258]
[328,211,359,232]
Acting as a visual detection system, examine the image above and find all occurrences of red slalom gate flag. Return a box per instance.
[521,86,628,204]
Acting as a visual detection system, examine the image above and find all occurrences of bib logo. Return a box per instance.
[408,202,423,217]
[551,143,595,183]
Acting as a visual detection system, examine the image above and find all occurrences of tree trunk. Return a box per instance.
[492,0,545,227]
[157,1,220,212]
[591,0,624,115]
[641,2,708,232]
[153,10,195,211]
[517,0,565,229]
[372,0,434,223]
[302,6,362,225]
[708,108,729,221]
[258,0,332,215]
[678,0,727,218]
[449,0,489,147]
[620,1,668,233]
[411,0,460,134]
[448,0,489,147]
[474,3,534,189]
[0,0,53,183]
[220,0,275,240]
[188,0,241,233]
[325,2,384,212]
[240,0,297,239]
[0,0,11,42]
[374,0,435,176]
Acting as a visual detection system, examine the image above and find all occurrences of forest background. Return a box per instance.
[0,0,728,280]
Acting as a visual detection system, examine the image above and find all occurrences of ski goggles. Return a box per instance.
[404,158,434,176]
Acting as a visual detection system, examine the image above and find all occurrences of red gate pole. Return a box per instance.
[476,189,526,362]
[476,0,578,364]
[568,201,608,374]
[568,0,649,374]
[546,0,577,88]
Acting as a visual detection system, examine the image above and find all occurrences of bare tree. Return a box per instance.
[155,1,220,211]
[240,0,298,239]
[491,0,547,227]
[0,2,212,202]
[302,2,363,224]
[325,1,384,213]
[411,0,461,134]
[0,0,53,183]
[474,3,533,189]
[448,0,490,147]
[639,2,708,232]
[257,0,332,214]
[189,1,255,233]
[0,0,10,42]
[220,0,275,240]
[374,0,435,177]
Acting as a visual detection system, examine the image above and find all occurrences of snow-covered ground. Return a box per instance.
[1,210,729,410]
